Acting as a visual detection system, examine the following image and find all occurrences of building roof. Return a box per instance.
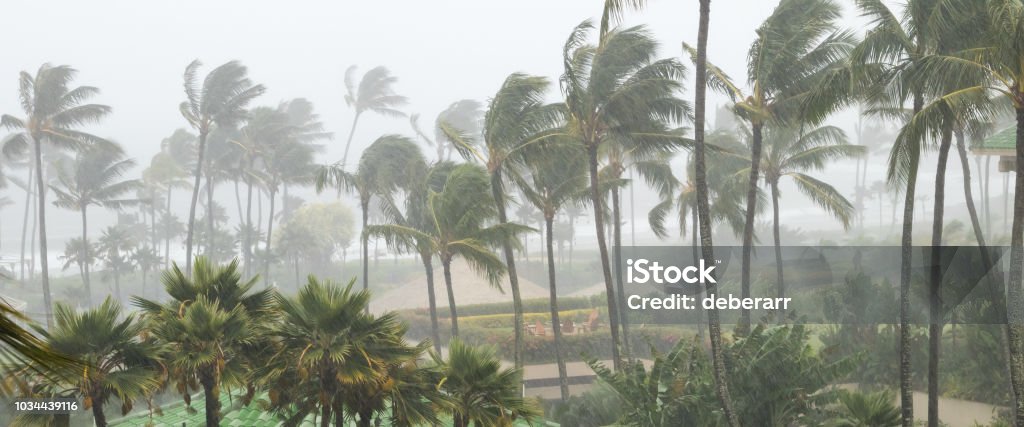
[974,126,1015,154]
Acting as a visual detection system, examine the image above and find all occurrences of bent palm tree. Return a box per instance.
[51,142,140,306]
[433,338,539,427]
[316,135,425,299]
[341,65,408,167]
[370,163,527,337]
[179,60,265,276]
[444,72,564,370]
[561,19,689,370]
[1,64,112,329]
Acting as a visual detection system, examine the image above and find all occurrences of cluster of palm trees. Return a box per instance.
[6,257,535,426]
[3,0,1024,425]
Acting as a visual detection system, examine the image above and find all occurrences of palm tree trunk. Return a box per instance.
[898,94,923,427]
[19,164,32,282]
[33,136,53,329]
[739,121,764,335]
[206,179,214,254]
[694,1,739,424]
[234,178,244,222]
[927,125,952,427]
[341,113,361,168]
[361,198,370,313]
[546,215,570,401]
[165,188,172,268]
[586,144,622,371]
[81,208,92,307]
[245,175,254,276]
[490,171,525,370]
[442,257,459,337]
[1004,106,1024,427]
[113,264,122,303]
[692,206,705,343]
[30,181,37,281]
[89,390,107,427]
[264,187,276,286]
[200,368,221,427]
[611,185,630,355]
[422,253,441,352]
[771,180,784,324]
[629,169,636,246]
[185,131,208,276]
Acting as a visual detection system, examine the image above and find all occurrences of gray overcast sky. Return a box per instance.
[6,0,972,252]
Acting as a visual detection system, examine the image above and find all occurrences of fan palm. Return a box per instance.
[443,72,564,370]
[369,163,527,337]
[262,276,428,427]
[341,65,408,167]
[50,142,140,307]
[33,298,162,427]
[686,0,857,334]
[516,146,588,401]
[133,257,273,427]
[754,125,862,311]
[179,60,265,276]
[561,18,689,371]
[0,64,112,329]
[432,338,539,427]
[0,299,79,398]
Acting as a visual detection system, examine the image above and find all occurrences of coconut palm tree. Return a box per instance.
[260,99,329,285]
[50,142,140,307]
[443,72,564,371]
[689,0,739,421]
[133,257,273,427]
[517,146,588,401]
[411,99,483,161]
[132,246,161,299]
[755,125,862,312]
[97,225,136,303]
[263,276,427,427]
[369,163,527,337]
[34,298,162,427]
[0,64,112,329]
[179,60,265,276]
[341,65,408,167]
[59,238,94,296]
[686,0,856,334]
[561,18,689,371]
[432,338,539,427]
[316,135,425,299]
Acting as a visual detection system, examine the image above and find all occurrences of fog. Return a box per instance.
[0,0,1010,262]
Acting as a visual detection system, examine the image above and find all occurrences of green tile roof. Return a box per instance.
[109,392,555,427]
[976,126,1015,152]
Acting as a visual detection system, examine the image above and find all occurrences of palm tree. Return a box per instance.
[411,99,482,161]
[50,142,140,307]
[852,0,958,421]
[561,18,688,371]
[59,238,94,296]
[0,299,79,397]
[35,298,161,427]
[687,0,856,334]
[755,125,862,312]
[690,0,739,421]
[317,135,425,299]
[97,225,136,303]
[0,64,112,329]
[131,246,161,299]
[261,99,329,285]
[517,146,588,401]
[443,72,564,371]
[369,163,527,337]
[341,65,408,167]
[263,276,427,427]
[432,338,539,427]
[179,60,265,276]
[133,257,273,427]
